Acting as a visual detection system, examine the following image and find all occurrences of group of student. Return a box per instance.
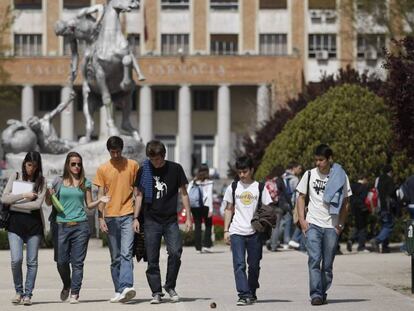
[1,139,353,307]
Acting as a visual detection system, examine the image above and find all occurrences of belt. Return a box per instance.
[59,221,86,227]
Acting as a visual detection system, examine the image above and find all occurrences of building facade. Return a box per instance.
[0,0,395,177]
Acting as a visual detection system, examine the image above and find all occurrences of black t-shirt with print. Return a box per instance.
[135,160,188,224]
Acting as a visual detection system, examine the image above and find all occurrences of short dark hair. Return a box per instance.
[106,136,124,151]
[235,156,253,170]
[146,140,166,157]
[314,144,333,159]
[287,161,300,170]
[383,164,393,174]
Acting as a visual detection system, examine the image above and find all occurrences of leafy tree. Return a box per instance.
[255,84,412,182]
[382,36,414,161]
[237,67,383,171]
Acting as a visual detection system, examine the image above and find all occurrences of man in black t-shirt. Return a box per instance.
[134,140,192,304]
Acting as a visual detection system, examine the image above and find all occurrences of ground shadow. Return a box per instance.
[327,298,370,304]
[257,299,291,303]
[127,297,211,305]
[32,299,108,305]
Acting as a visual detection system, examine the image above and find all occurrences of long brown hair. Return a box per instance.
[21,151,44,192]
[63,151,86,192]
[195,164,209,182]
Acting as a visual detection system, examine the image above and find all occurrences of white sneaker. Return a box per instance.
[282,244,289,250]
[202,247,213,253]
[150,294,162,304]
[119,287,136,303]
[110,292,121,303]
[196,250,202,254]
[288,240,300,249]
[69,294,79,304]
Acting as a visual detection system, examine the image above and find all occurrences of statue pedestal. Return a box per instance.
[5,136,146,179]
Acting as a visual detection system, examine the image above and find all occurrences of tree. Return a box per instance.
[255,84,411,182]
[382,36,414,160]
[237,67,383,171]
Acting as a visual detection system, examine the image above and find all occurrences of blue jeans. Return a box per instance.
[55,221,90,295]
[8,232,41,298]
[144,218,183,295]
[230,233,263,299]
[306,224,339,300]
[106,215,135,293]
[375,213,393,247]
[281,213,293,244]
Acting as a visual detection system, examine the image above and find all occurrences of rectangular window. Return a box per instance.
[14,0,42,10]
[259,34,287,55]
[154,90,177,111]
[193,89,214,111]
[161,34,189,56]
[210,0,238,10]
[63,37,87,56]
[14,34,42,56]
[127,34,141,56]
[259,0,287,9]
[63,0,90,9]
[38,89,60,111]
[193,136,215,169]
[357,34,386,59]
[156,135,176,162]
[308,0,336,9]
[161,0,189,10]
[308,34,336,59]
[210,34,238,55]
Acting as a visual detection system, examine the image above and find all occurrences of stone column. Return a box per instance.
[178,85,192,177]
[21,85,34,124]
[257,84,270,126]
[60,86,74,141]
[217,85,231,178]
[99,106,108,141]
[139,85,153,144]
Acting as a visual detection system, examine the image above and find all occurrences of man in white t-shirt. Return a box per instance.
[296,144,352,306]
[223,156,273,306]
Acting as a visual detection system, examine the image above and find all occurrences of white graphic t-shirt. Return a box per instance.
[296,168,352,228]
[223,181,273,236]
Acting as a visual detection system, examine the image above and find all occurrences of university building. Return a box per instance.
[0,0,396,177]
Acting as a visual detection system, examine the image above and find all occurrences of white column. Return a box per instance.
[257,84,270,126]
[217,84,231,178]
[139,85,153,144]
[99,106,108,141]
[21,85,34,124]
[60,86,74,141]
[178,84,192,177]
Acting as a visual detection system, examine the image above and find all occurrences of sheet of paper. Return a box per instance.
[12,181,34,204]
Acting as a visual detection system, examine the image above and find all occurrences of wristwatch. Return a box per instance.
[338,224,344,229]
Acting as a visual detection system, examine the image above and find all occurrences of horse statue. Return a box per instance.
[56,0,145,143]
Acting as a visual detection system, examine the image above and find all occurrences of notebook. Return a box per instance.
[12,181,34,203]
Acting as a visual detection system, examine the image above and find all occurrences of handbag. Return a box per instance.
[0,203,10,229]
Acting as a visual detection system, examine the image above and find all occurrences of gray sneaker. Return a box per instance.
[60,288,70,302]
[150,294,162,304]
[165,288,180,302]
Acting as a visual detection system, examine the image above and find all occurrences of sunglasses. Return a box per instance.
[70,162,82,168]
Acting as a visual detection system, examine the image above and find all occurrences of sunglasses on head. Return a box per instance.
[70,162,82,168]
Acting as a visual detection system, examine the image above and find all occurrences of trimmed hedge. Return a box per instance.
[256,84,413,182]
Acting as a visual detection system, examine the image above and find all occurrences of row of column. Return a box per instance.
[20,84,270,178]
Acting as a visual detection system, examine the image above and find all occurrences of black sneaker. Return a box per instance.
[60,288,70,302]
[311,297,323,306]
[236,298,252,306]
[346,240,352,252]
[251,295,257,303]
[370,239,380,252]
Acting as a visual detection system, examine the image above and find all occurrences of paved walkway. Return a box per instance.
[0,240,413,310]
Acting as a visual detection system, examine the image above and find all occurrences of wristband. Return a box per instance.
[224,230,229,233]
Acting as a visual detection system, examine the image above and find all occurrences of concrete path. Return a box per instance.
[0,240,413,310]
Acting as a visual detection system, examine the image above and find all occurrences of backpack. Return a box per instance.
[275,177,294,214]
[265,177,280,203]
[188,182,204,208]
[364,178,379,213]
[231,180,265,209]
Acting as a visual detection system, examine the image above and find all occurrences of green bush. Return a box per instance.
[256,84,413,182]
[214,225,224,241]
[100,232,108,247]
[0,230,9,250]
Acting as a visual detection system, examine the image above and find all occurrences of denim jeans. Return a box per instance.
[144,218,183,295]
[191,206,212,251]
[305,224,339,300]
[8,232,41,298]
[55,221,90,295]
[281,213,293,244]
[375,213,393,247]
[269,208,285,250]
[230,233,263,299]
[106,215,135,293]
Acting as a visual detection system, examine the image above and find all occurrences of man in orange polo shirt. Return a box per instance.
[94,136,139,303]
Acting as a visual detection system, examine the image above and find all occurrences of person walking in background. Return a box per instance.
[1,151,47,306]
[223,156,272,306]
[187,164,214,254]
[347,176,370,253]
[46,152,110,304]
[370,165,396,253]
[94,136,139,303]
[296,144,351,306]
[133,140,192,304]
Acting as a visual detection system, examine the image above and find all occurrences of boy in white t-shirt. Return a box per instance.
[223,156,272,306]
[296,144,352,306]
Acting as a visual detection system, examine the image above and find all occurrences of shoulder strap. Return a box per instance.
[231,180,238,206]
[305,170,311,206]
[258,182,265,209]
